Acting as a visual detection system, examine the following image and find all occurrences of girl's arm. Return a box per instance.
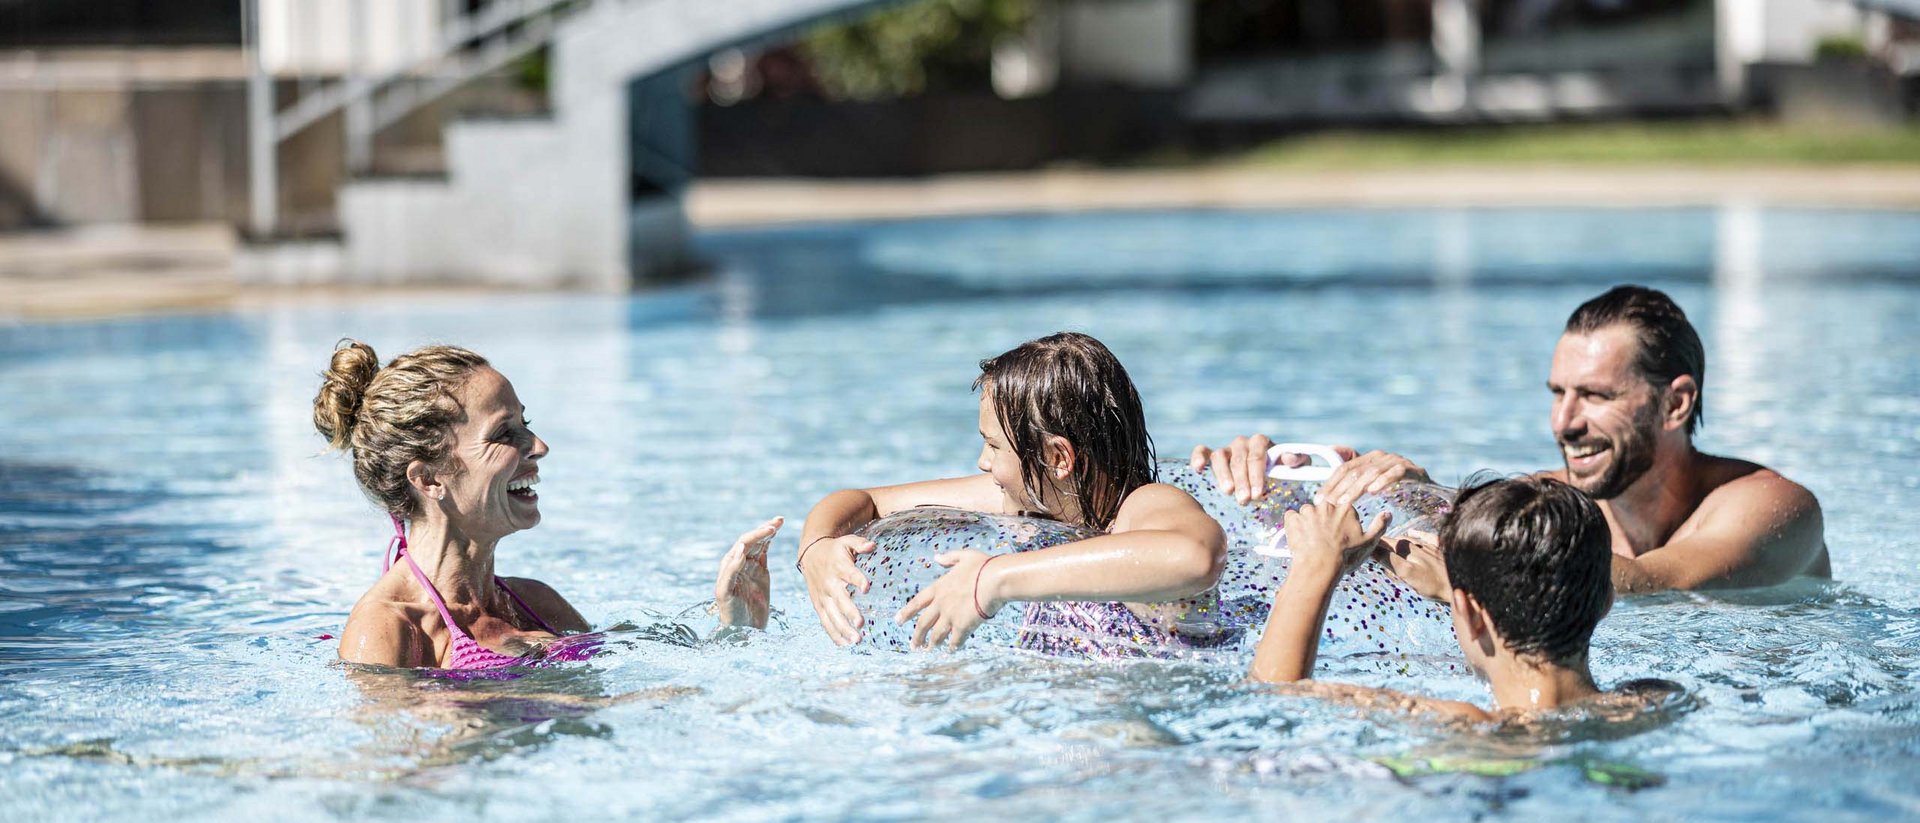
[896,483,1227,650]
[980,483,1224,605]
[798,475,1005,645]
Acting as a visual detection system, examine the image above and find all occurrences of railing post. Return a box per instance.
[244,0,278,238]
[345,0,374,174]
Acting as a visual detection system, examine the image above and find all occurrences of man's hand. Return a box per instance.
[715,517,783,629]
[1188,435,1359,504]
[799,533,877,645]
[1282,502,1391,577]
[894,550,1003,651]
[1317,451,1431,506]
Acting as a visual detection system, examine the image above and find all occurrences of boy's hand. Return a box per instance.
[1282,502,1390,578]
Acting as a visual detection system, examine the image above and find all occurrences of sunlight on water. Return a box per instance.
[1,207,1918,820]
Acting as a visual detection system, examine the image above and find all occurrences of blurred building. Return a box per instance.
[0,0,1913,286]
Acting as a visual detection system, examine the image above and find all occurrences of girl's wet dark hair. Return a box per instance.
[973,332,1156,532]
[1440,474,1613,668]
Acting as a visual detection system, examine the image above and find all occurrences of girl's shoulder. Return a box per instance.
[1119,481,1205,509]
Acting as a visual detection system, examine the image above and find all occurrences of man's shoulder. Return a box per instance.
[1695,453,1818,513]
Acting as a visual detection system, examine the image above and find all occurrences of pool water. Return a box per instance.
[2,206,1918,821]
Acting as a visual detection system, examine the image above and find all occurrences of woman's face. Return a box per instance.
[433,367,547,541]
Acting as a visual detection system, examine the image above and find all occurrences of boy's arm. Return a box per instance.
[1265,681,1494,723]
[1246,502,1389,682]
[1243,506,1491,723]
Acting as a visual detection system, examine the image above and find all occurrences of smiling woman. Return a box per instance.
[315,340,595,670]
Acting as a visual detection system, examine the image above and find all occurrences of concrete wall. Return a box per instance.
[1058,0,1193,88]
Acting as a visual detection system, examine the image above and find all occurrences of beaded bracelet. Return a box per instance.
[795,534,835,572]
[972,554,1003,620]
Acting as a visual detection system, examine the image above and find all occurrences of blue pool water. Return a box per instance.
[2,206,1918,820]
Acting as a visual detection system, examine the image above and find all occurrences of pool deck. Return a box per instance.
[5,165,1920,321]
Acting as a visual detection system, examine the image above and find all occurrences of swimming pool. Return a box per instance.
[2,205,1917,820]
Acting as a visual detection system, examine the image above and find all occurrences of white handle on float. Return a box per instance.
[1265,443,1346,483]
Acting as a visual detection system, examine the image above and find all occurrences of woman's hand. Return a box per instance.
[800,534,878,645]
[895,550,1003,650]
[1282,503,1391,579]
[715,516,783,629]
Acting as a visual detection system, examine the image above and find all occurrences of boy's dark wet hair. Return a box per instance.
[974,332,1156,532]
[1565,285,1706,435]
[1440,475,1613,667]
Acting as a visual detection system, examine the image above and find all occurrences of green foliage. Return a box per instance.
[800,0,1033,101]
[1814,35,1868,62]
[1221,120,1920,169]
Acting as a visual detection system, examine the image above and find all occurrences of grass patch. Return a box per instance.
[1211,120,1920,169]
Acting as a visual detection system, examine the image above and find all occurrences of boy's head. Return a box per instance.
[1439,476,1613,672]
[974,332,1155,531]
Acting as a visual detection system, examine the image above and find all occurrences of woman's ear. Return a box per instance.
[406,460,445,503]
[1043,435,1076,479]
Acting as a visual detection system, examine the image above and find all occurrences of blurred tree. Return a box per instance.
[800,0,1033,100]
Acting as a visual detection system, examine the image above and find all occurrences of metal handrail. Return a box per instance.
[268,0,582,143]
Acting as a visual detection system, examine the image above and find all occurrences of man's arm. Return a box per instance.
[1612,471,1826,593]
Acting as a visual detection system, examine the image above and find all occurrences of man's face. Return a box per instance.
[1548,327,1662,499]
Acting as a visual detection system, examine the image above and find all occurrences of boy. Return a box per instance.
[1250,476,1665,720]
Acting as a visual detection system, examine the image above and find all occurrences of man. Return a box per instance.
[1191,285,1829,594]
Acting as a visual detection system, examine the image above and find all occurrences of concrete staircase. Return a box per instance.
[336,0,895,290]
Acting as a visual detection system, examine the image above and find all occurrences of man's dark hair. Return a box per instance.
[1565,285,1706,435]
[974,332,1156,532]
[1440,475,1613,667]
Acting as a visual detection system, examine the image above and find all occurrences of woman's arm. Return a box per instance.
[896,483,1228,650]
[799,475,1004,645]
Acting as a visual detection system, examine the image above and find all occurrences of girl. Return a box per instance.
[793,332,1226,651]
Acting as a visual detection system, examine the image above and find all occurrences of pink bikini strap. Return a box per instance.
[399,550,468,640]
[384,514,466,639]
[383,513,408,574]
[496,579,561,635]
[382,513,557,636]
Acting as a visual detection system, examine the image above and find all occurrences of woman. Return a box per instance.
[320,340,779,669]
[796,332,1227,652]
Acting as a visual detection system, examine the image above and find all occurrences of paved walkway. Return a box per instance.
[5,165,1919,321]
[687,165,1920,226]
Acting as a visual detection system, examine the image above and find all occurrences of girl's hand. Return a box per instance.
[800,534,878,645]
[1282,503,1390,578]
[715,517,783,629]
[895,550,1002,650]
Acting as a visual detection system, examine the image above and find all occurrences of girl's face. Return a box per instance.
[977,390,1038,516]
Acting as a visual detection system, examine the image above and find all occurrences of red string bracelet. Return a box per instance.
[972,554,1003,620]
[795,535,834,572]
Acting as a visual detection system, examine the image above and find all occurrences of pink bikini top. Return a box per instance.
[383,515,596,670]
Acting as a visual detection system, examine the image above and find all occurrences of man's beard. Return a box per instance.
[1563,401,1660,500]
